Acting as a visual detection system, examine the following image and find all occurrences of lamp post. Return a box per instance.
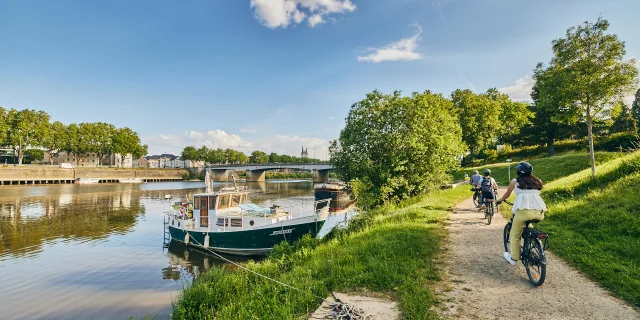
[506,159,512,181]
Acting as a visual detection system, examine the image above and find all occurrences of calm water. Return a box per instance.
[0,180,315,320]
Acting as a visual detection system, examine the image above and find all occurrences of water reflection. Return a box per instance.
[0,180,317,320]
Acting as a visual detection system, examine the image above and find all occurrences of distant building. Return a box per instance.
[133,157,149,168]
[301,146,308,158]
[46,151,134,167]
[145,154,185,168]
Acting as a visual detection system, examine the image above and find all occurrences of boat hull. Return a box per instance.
[168,219,326,256]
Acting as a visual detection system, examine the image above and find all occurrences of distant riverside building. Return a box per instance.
[301,146,308,158]
[144,154,200,168]
[44,151,135,168]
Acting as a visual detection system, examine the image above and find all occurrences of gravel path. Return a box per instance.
[436,195,639,320]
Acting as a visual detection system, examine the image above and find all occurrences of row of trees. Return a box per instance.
[180,146,322,165]
[329,17,639,207]
[0,108,148,166]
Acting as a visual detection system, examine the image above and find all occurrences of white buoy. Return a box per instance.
[204,234,210,248]
[184,232,190,244]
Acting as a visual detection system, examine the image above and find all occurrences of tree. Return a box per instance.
[486,88,533,144]
[43,121,68,165]
[181,146,198,161]
[0,107,8,146]
[112,127,147,166]
[548,18,638,177]
[7,109,50,165]
[197,146,210,163]
[331,90,465,208]
[23,149,44,164]
[268,152,280,163]
[249,150,268,163]
[632,88,640,127]
[451,89,501,153]
[610,102,637,133]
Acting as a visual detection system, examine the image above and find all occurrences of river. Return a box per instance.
[0,180,316,320]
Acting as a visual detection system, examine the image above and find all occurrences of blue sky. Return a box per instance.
[1,0,638,158]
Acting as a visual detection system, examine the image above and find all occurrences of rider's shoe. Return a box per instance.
[503,252,517,265]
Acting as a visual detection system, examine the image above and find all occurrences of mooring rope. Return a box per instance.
[183,231,374,319]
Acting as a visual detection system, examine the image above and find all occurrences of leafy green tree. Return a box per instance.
[547,18,638,177]
[23,149,44,164]
[43,121,68,165]
[197,146,210,163]
[451,89,501,153]
[610,103,637,133]
[331,90,465,208]
[249,150,268,163]
[486,88,533,143]
[268,152,280,163]
[112,127,147,166]
[181,146,198,160]
[632,88,640,127]
[0,107,8,145]
[7,109,51,165]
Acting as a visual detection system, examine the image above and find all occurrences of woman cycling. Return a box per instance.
[496,162,547,265]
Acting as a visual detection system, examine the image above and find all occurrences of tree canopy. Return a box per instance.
[538,17,638,176]
[330,90,465,208]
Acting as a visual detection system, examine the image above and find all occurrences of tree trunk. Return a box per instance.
[546,122,557,156]
[17,143,24,166]
[587,105,596,178]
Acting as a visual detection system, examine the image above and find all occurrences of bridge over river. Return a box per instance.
[205,163,333,182]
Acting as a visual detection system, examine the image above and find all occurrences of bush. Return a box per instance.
[596,131,639,152]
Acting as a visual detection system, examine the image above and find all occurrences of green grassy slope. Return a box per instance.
[501,152,640,307]
[451,152,624,185]
[171,187,471,320]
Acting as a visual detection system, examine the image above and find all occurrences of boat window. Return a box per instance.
[230,219,242,227]
[240,194,246,204]
[200,197,207,210]
[209,196,217,210]
[216,218,228,226]
[193,197,200,210]
[231,194,241,207]
[218,195,230,209]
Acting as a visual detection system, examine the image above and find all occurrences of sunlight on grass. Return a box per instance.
[171,187,470,319]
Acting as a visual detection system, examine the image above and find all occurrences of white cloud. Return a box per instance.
[143,130,253,155]
[144,130,331,160]
[357,24,423,63]
[498,76,535,101]
[308,14,324,27]
[250,0,355,29]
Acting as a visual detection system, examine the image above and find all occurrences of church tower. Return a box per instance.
[301,146,308,158]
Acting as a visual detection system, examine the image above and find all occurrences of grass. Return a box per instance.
[171,186,471,319]
[451,151,624,185]
[500,152,640,307]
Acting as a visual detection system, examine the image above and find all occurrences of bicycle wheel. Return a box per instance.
[473,195,479,208]
[524,237,547,286]
[487,203,494,225]
[503,223,511,252]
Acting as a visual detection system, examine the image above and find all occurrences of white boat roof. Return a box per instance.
[193,190,249,197]
[237,203,269,212]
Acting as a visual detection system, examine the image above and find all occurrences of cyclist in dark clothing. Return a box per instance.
[476,169,498,211]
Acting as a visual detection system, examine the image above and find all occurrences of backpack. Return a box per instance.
[480,177,493,193]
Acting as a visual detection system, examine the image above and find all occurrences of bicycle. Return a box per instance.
[501,200,549,286]
[474,188,498,225]
[470,187,481,208]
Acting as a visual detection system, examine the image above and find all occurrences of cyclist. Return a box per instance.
[496,162,547,265]
[469,170,482,204]
[476,169,498,211]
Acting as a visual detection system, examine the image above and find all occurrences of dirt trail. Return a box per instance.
[437,195,639,320]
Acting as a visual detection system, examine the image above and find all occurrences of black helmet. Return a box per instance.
[483,169,491,176]
[516,162,533,176]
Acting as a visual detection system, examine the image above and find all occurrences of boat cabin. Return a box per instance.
[191,191,249,229]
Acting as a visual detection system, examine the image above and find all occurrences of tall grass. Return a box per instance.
[500,152,640,307]
[451,151,624,185]
[171,187,471,319]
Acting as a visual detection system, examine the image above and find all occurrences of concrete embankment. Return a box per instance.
[0,167,188,185]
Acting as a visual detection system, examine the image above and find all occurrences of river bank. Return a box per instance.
[170,187,470,319]
[0,166,187,185]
